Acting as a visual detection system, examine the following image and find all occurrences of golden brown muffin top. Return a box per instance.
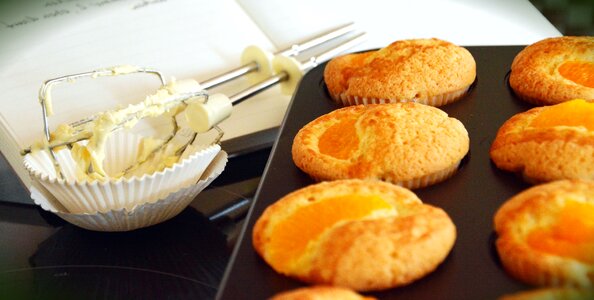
[509,36,594,105]
[292,102,469,184]
[494,179,594,287]
[324,38,476,101]
[253,179,456,291]
[491,99,594,151]
[490,99,594,183]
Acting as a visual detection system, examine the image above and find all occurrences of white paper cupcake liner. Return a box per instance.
[24,131,221,214]
[392,161,461,190]
[334,85,471,107]
[30,151,227,231]
[309,161,461,190]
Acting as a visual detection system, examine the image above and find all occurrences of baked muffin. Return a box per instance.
[500,287,594,300]
[253,179,456,292]
[494,179,594,287]
[509,36,594,105]
[270,286,375,300]
[324,38,476,107]
[490,99,594,183]
[292,102,469,189]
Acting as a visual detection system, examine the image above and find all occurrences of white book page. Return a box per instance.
[236,0,560,51]
[0,0,289,187]
[0,0,278,151]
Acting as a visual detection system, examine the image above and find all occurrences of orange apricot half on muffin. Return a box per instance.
[494,179,594,287]
[509,36,594,105]
[490,99,594,183]
[558,61,594,89]
[292,102,469,189]
[253,179,456,292]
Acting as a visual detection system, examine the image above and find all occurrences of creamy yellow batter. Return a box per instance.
[38,77,208,181]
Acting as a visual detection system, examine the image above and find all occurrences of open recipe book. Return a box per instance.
[0,0,558,192]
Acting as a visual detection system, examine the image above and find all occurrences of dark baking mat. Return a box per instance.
[217,46,540,300]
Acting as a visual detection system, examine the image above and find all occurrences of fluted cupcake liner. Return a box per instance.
[30,151,227,231]
[393,161,461,190]
[308,161,461,190]
[24,131,221,214]
[334,85,471,107]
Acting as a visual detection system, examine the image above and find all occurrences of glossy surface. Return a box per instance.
[1,208,228,299]
[0,147,270,299]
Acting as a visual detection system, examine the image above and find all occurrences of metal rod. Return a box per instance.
[228,32,366,106]
[277,22,356,57]
[301,32,367,71]
[229,73,288,105]
[37,68,165,138]
[199,23,356,90]
[200,62,258,90]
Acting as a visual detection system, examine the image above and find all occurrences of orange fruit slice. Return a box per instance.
[558,61,594,88]
[253,179,457,291]
[318,117,360,159]
[267,194,394,272]
[527,201,594,263]
[531,99,594,130]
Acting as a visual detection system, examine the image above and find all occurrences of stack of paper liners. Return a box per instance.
[23,131,226,231]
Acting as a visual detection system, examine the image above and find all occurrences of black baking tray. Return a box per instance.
[217,46,538,299]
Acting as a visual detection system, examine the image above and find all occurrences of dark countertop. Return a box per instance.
[0,145,271,299]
